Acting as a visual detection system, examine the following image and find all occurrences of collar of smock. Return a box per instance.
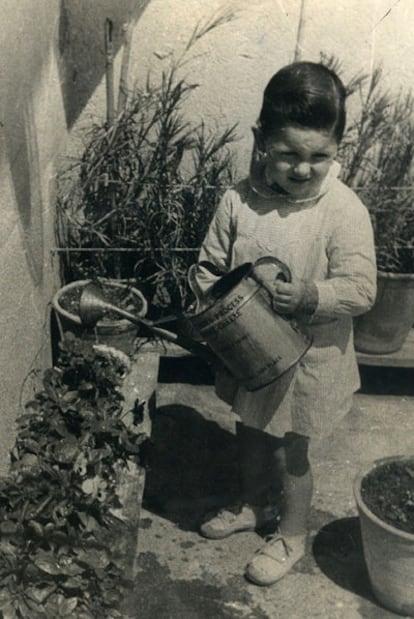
[248,149,341,204]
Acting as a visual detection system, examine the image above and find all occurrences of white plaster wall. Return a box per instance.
[82,0,412,177]
[0,1,63,475]
[298,0,414,86]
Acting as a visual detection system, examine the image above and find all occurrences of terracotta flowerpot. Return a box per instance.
[354,456,414,616]
[52,279,148,355]
[354,271,414,354]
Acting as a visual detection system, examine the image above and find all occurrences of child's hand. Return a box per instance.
[272,281,304,313]
[272,280,318,315]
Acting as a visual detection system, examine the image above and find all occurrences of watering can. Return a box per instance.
[79,257,312,391]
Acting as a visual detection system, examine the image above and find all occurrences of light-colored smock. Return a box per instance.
[195,163,377,441]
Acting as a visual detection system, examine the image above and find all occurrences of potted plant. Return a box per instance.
[0,333,150,618]
[354,455,414,616]
[337,64,414,354]
[55,14,236,322]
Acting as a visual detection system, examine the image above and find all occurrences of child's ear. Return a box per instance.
[252,126,266,154]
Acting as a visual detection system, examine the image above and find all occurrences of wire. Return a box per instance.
[51,247,201,253]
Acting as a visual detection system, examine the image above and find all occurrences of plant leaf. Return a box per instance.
[33,555,63,576]
[26,584,56,603]
[54,440,79,463]
[0,521,19,535]
[74,547,110,570]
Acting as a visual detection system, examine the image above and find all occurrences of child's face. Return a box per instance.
[263,125,338,199]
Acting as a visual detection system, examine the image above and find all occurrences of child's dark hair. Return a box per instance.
[259,62,347,142]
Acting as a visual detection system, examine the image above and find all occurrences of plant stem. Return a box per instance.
[118,22,134,114]
[105,19,115,126]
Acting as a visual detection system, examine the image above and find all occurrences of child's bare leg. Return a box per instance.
[237,422,283,506]
[245,432,312,585]
[276,432,313,537]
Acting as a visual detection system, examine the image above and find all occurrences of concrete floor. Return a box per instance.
[125,358,414,619]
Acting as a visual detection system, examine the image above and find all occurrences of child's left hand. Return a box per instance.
[272,280,317,314]
[271,281,305,313]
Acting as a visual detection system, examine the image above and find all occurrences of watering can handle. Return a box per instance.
[251,256,291,299]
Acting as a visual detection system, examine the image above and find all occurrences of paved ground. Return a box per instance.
[124,356,414,619]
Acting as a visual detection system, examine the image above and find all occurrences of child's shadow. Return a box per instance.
[313,517,376,604]
[142,402,240,532]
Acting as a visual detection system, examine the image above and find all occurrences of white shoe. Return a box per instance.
[245,533,306,586]
[200,503,279,540]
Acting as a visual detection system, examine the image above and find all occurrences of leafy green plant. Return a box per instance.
[0,333,148,619]
[322,54,414,273]
[56,13,237,317]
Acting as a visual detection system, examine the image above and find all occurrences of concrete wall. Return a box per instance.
[0,0,149,474]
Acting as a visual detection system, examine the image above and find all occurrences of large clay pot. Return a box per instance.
[354,271,414,354]
[52,279,147,355]
[354,456,414,616]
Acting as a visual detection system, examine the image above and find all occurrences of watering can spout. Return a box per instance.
[78,283,216,364]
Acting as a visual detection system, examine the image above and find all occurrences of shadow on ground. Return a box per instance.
[143,402,239,531]
[313,517,371,598]
[145,356,414,531]
[158,354,215,385]
[123,551,269,619]
[143,355,239,530]
[135,355,412,618]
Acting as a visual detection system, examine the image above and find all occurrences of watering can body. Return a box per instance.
[185,257,312,391]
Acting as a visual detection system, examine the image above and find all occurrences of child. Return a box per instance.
[193,62,377,586]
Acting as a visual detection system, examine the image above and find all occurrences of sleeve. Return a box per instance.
[194,190,235,294]
[313,199,377,318]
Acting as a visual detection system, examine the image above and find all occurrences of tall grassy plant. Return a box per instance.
[322,55,414,273]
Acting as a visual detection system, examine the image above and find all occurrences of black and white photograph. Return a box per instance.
[0,1,413,617]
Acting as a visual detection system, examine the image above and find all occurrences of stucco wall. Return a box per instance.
[0,0,149,474]
[114,0,413,176]
[67,0,414,187]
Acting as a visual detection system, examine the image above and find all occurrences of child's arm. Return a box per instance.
[273,199,377,319]
[311,200,376,318]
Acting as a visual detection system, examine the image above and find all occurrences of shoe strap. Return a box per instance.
[257,535,292,562]
[215,502,245,520]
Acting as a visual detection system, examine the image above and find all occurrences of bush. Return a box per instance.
[0,334,148,619]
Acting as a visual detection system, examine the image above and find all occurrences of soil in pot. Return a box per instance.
[59,281,145,323]
[361,459,414,534]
